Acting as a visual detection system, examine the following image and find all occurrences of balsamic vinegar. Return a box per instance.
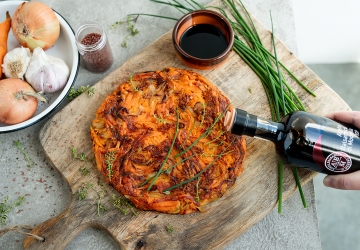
[225,108,360,174]
[180,24,228,59]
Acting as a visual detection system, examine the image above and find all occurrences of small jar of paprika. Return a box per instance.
[75,22,113,73]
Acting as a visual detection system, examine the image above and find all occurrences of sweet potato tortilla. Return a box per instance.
[90,67,246,214]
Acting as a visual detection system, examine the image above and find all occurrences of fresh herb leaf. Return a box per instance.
[195,176,201,202]
[278,160,283,213]
[0,196,25,225]
[111,194,138,216]
[78,183,94,201]
[67,85,95,100]
[14,141,33,168]
[153,114,168,124]
[166,224,174,233]
[129,75,138,92]
[71,147,89,162]
[79,166,90,176]
[292,166,307,208]
[120,15,140,48]
[96,190,108,216]
[105,151,116,180]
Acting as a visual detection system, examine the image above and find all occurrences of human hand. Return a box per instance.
[323,111,360,190]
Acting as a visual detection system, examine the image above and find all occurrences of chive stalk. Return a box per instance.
[147,108,180,191]
[164,137,236,192]
[292,167,307,208]
[278,160,283,213]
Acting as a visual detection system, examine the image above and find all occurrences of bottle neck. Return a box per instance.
[226,109,284,142]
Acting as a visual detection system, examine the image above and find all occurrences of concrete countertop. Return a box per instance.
[0,0,322,249]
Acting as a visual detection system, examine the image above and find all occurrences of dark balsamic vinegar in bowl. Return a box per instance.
[180,24,228,59]
[172,10,234,70]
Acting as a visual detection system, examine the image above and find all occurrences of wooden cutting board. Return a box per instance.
[24,1,350,249]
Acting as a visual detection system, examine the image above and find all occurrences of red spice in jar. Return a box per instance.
[81,33,101,45]
[80,32,113,73]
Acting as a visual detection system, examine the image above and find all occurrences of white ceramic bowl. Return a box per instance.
[0,1,79,133]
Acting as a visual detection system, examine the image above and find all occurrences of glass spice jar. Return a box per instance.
[75,22,113,73]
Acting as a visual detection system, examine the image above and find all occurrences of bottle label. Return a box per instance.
[324,152,352,172]
[309,123,360,173]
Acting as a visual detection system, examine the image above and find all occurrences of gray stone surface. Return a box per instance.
[0,0,321,249]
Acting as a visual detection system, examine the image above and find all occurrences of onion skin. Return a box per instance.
[0,78,39,125]
[11,2,60,51]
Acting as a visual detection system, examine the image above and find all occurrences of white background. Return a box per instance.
[293,0,360,64]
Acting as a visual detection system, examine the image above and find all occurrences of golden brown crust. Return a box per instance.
[90,67,246,214]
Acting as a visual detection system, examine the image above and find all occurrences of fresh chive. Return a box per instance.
[138,153,197,187]
[292,167,307,208]
[163,137,236,192]
[270,12,286,116]
[174,103,231,159]
[278,160,283,213]
[147,108,180,191]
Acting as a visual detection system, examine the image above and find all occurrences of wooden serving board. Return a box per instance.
[25,1,350,249]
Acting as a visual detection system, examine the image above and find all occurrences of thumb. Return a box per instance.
[323,171,360,190]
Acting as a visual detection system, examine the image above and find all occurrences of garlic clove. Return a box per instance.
[25,47,70,93]
[1,47,31,79]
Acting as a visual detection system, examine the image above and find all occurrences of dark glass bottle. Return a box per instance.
[225,108,360,175]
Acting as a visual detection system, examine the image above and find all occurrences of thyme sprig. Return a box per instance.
[14,141,33,168]
[79,166,90,176]
[67,85,95,100]
[78,183,94,201]
[166,224,174,233]
[121,15,140,48]
[105,151,116,180]
[129,75,138,92]
[154,114,168,124]
[0,196,25,225]
[111,194,138,216]
[96,190,108,217]
[71,147,89,162]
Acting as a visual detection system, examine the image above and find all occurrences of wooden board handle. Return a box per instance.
[22,201,115,250]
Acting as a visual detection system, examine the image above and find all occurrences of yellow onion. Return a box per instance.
[0,78,46,125]
[11,2,60,51]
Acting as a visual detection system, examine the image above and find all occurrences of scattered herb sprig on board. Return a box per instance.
[111,194,138,216]
[78,183,94,201]
[71,147,90,162]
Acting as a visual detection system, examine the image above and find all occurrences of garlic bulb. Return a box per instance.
[25,47,70,93]
[2,47,31,79]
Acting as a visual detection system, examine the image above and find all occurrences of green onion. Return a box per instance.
[292,167,307,208]
[278,160,283,213]
[147,108,180,191]
[164,137,236,192]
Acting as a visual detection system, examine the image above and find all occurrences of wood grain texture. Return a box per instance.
[24,1,350,249]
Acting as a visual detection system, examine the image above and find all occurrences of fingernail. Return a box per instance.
[323,176,334,187]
